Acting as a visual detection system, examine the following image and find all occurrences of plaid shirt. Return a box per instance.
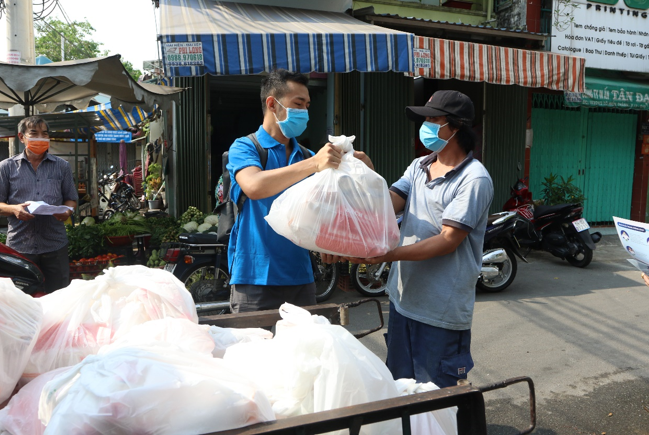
[0,152,78,254]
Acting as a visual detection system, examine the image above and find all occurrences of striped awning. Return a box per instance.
[158,0,414,76]
[74,102,153,132]
[413,37,585,93]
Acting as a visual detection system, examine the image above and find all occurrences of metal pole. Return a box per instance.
[6,0,35,156]
[61,35,65,61]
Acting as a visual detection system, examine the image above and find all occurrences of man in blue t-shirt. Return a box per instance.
[343,90,493,388]
[226,69,372,313]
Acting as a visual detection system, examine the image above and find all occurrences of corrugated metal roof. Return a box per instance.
[356,11,548,40]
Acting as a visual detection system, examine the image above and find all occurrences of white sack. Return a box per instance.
[394,379,458,435]
[0,279,43,404]
[0,368,70,435]
[23,266,198,383]
[265,135,399,258]
[224,303,400,435]
[208,326,273,358]
[38,344,275,435]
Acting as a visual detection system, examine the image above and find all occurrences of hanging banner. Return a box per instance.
[564,76,649,110]
[163,42,205,67]
[95,131,133,143]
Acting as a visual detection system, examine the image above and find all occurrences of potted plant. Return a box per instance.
[145,163,163,209]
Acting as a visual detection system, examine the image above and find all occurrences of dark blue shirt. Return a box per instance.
[0,152,78,254]
[226,126,314,286]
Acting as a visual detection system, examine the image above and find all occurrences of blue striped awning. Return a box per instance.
[74,102,152,132]
[159,1,414,76]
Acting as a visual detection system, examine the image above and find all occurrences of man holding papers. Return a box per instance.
[0,116,78,292]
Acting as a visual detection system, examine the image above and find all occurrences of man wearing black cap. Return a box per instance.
[349,90,493,387]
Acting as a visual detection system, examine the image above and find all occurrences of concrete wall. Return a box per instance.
[496,0,527,29]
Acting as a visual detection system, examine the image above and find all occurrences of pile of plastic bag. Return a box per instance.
[0,279,43,405]
[266,135,400,258]
[0,267,457,435]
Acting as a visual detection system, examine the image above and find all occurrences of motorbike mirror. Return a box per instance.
[517,162,522,173]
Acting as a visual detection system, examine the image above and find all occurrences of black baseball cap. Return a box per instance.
[405,90,475,123]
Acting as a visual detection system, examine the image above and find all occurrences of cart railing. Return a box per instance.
[204,376,535,435]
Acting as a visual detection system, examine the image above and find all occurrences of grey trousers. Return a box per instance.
[230,282,317,313]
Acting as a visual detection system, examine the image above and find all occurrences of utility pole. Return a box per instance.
[6,0,35,156]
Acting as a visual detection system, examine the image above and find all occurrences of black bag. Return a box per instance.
[215,134,310,244]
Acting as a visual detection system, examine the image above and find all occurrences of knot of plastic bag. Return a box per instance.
[328,134,355,154]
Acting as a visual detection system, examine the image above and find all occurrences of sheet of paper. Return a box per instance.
[613,216,649,271]
[26,201,74,216]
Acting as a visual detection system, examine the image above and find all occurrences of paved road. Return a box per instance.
[330,234,649,435]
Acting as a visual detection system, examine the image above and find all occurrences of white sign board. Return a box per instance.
[551,0,649,73]
[6,50,20,64]
[413,48,431,69]
[163,42,204,67]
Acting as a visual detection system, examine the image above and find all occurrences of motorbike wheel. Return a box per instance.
[311,252,339,302]
[350,263,390,297]
[477,248,517,293]
[103,209,115,221]
[128,194,141,211]
[182,265,231,314]
[565,236,593,268]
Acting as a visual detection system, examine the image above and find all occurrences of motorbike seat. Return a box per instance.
[178,232,221,244]
[533,203,579,219]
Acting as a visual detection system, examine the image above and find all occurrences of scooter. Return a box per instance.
[0,242,45,296]
[98,167,141,220]
[478,211,528,292]
[503,178,602,268]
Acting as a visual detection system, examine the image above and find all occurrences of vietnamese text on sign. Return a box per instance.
[164,42,205,67]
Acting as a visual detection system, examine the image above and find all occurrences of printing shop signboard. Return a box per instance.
[551,0,649,73]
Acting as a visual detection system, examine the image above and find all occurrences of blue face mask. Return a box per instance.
[419,121,455,153]
[273,98,309,138]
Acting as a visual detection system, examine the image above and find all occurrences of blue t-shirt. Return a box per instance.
[226,126,314,286]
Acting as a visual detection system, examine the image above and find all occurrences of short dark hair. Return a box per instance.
[18,116,49,136]
[447,116,476,154]
[260,69,309,113]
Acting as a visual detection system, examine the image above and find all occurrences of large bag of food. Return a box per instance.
[0,279,43,404]
[265,135,399,258]
[37,344,275,435]
[22,266,198,383]
[0,367,69,435]
[208,326,273,358]
[223,303,400,435]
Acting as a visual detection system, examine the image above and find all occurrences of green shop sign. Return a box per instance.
[565,76,649,110]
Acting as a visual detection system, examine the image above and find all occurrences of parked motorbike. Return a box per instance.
[0,242,45,296]
[478,211,528,292]
[98,167,141,220]
[503,178,602,268]
[160,232,340,314]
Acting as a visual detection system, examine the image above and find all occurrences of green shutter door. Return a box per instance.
[529,107,583,202]
[531,95,637,224]
[583,111,636,222]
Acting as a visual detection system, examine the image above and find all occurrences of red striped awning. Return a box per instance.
[413,37,585,93]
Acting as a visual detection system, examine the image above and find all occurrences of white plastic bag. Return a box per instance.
[0,367,70,435]
[38,344,275,435]
[394,379,458,435]
[0,278,43,404]
[208,326,273,358]
[22,266,198,383]
[224,303,400,435]
[266,135,399,258]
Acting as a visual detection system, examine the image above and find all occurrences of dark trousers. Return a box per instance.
[230,282,317,313]
[385,302,474,388]
[23,245,70,293]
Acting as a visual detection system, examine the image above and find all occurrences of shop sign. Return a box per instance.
[95,131,133,143]
[564,77,649,110]
[413,48,431,69]
[551,0,649,73]
[6,50,20,64]
[164,42,204,67]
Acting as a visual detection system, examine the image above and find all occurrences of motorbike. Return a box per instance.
[98,167,141,220]
[159,232,340,315]
[503,178,602,268]
[478,211,528,292]
[350,213,526,295]
[0,242,45,296]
